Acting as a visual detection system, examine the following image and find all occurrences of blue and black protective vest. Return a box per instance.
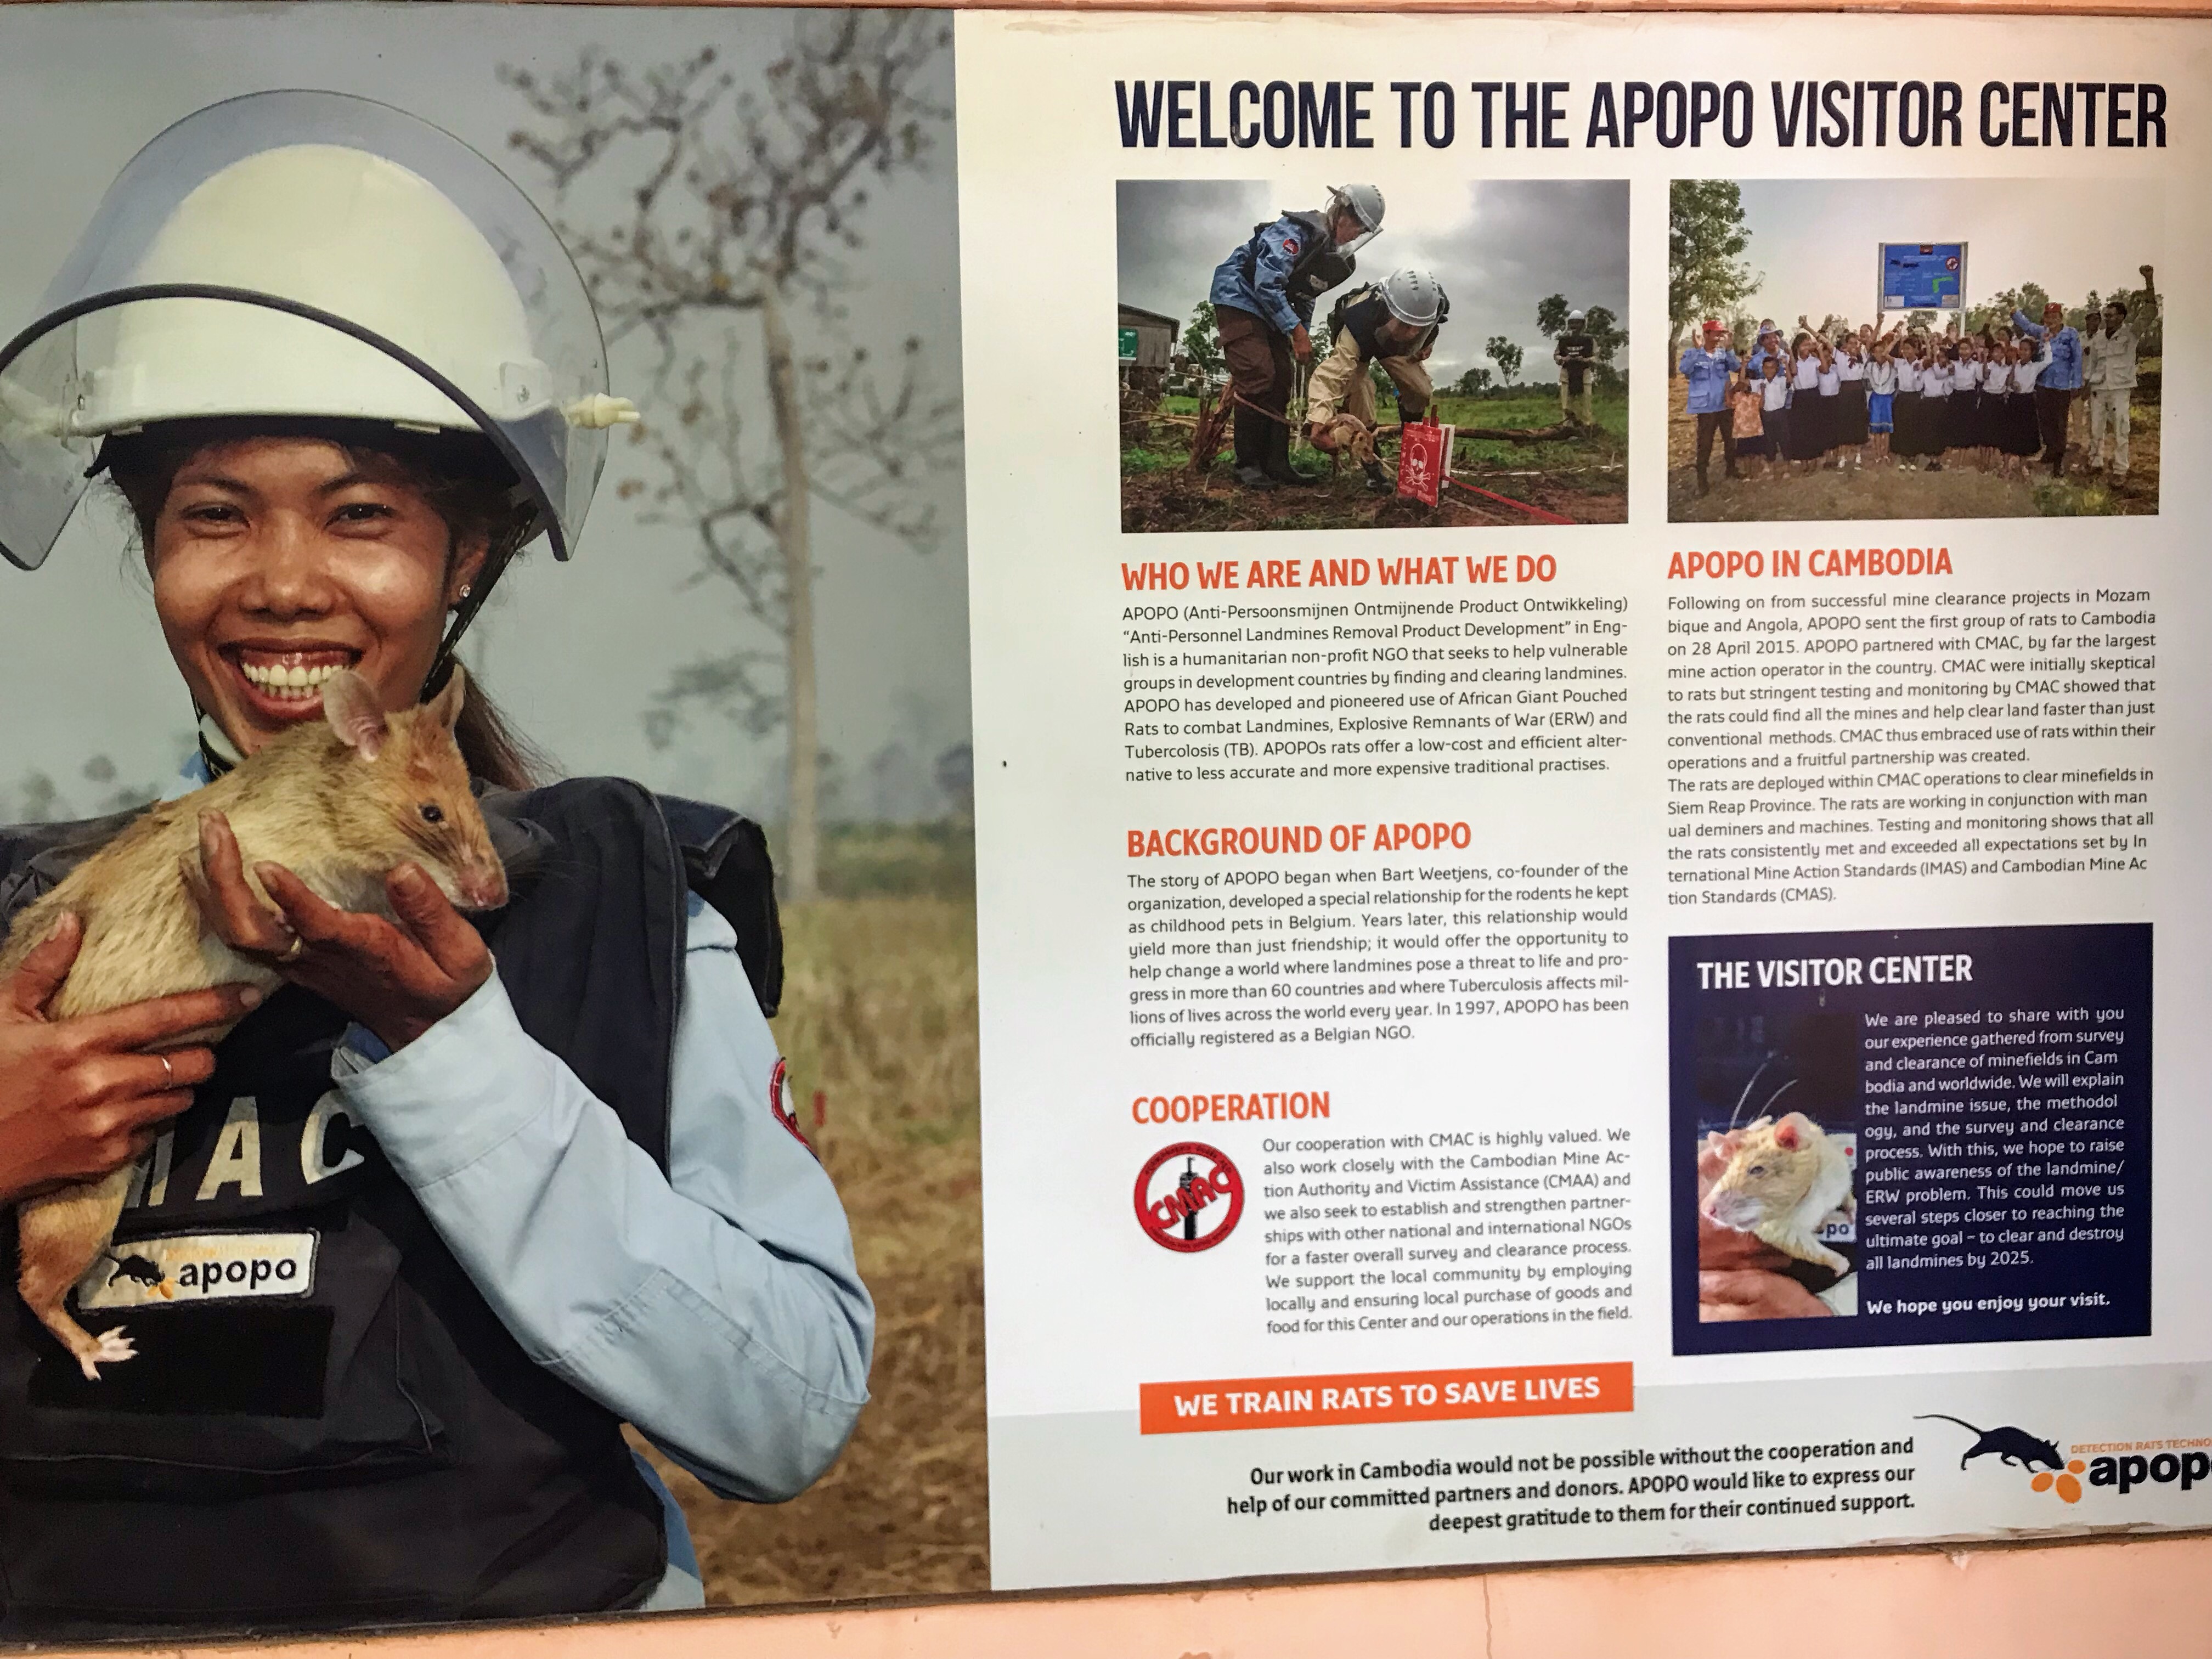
[0,778,781,1636]
[1325,284,1446,365]
[1240,210,1357,318]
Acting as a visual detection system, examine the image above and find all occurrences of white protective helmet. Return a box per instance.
[1566,308,1587,325]
[1326,183,1386,256]
[1380,269,1446,330]
[0,90,629,572]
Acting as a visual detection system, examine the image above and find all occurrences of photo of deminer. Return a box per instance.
[1118,179,1629,531]
[1688,1011,1859,1322]
[0,4,980,1637]
[1669,178,2163,521]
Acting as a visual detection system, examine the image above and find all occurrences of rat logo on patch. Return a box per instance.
[1135,1142,1243,1252]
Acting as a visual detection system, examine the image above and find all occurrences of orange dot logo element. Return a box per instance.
[2032,1458,2089,1503]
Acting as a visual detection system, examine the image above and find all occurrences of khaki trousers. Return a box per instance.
[1307,329,1432,428]
[1559,369,1593,424]
[2087,388,2132,475]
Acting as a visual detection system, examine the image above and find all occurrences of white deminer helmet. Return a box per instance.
[0,89,630,572]
[1380,269,1446,330]
[1567,308,1588,325]
[1327,183,1386,255]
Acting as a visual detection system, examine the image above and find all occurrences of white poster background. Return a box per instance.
[956,9,2212,1590]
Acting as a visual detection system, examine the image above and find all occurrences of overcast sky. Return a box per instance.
[1116,178,1629,388]
[1728,177,2164,331]
[0,3,965,824]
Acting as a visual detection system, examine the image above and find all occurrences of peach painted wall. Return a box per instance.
[95,1534,2212,1658]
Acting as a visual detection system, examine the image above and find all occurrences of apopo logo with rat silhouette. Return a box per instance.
[1917,1411,2212,1506]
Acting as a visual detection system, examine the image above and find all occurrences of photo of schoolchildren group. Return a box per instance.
[1670,179,2163,522]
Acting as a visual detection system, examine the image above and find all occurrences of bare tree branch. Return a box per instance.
[505,15,958,893]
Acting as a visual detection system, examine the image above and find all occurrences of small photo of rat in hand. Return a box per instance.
[1689,1010,1860,1323]
[0,667,505,1380]
[1697,1113,1857,1322]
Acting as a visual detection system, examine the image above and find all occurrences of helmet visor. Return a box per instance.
[1323,189,1382,261]
[0,89,611,571]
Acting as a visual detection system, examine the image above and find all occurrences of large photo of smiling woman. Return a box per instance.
[0,88,876,1635]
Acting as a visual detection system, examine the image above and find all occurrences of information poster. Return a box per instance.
[957,10,2212,1591]
[1,3,2208,1636]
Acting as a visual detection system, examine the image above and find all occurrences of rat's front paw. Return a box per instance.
[78,1326,135,1380]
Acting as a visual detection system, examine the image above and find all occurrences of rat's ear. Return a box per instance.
[424,664,468,732]
[323,670,388,761]
[1773,1114,1808,1150]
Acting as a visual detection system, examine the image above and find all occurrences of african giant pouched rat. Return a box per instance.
[0,668,507,1380]
[1701,1111,1854,1276]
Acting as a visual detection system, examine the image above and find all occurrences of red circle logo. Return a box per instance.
[1135,1142,1244,1252]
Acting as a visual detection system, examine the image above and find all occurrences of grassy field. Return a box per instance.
[633,826,988,1606]
[1666,376,2160,521]
[1124,386,1627,531]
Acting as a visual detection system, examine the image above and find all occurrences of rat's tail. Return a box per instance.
[1914,1413,1986,1435]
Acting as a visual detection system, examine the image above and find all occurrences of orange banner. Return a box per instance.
[1139,1362,1633,1435]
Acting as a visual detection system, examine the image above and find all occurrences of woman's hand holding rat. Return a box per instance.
[188,810,492,1052]
[1695,1129,1831,1321]
[0,915,259,1203]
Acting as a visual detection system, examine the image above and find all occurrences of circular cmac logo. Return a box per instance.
[1135,1142,1244,1252]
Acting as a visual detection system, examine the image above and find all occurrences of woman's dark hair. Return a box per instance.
[99,417,552,791]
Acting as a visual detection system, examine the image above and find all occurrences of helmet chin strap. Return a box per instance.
[426,565,494,694]
[425,494,534,693]
[195,706,246,782]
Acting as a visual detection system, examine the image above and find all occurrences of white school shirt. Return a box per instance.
[2012,353,2049,393]
[1894,359,1924,392]
[1865,360,1898,395]
[1760,373,1791,411]
[1922,362,1954,398]
[1816,362,1841,396]
[1837,353,1867,383]
[1792,355,1820,390]
[1955,359,1984,392]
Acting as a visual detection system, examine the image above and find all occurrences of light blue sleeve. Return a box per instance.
[330,900,874,1504]
[2013,309,2047,341]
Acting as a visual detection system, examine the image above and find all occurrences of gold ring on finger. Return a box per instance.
[159,1054,174,1087]
[278,935,306,963]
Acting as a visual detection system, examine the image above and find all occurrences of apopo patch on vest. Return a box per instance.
[76,1232,317,1311]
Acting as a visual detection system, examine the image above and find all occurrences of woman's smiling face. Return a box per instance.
[146,436,484,758]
